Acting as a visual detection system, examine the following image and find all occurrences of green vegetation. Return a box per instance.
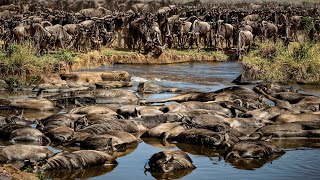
[242,40,320,84]
[0,44,229,87]
[102,48,137,56]
[167,49,229,60]
[0,44,73,88]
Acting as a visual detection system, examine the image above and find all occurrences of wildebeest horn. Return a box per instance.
[144,163,150,170]
[225,151,240,159]
[233,99,243,107]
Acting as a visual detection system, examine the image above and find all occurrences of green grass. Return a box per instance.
[0,43,75,87]
[165,49,229,61]
[102,48,137,56]
[242,40,320,84]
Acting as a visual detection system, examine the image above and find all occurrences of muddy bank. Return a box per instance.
[71,49,230,70]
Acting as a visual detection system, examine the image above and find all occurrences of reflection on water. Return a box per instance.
[225,153,285,170]
[44,165,117,180]
[142,138,177,149]
[148,168,195,179]
[271,139,320,150]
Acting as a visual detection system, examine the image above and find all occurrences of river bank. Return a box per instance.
[0,44,231,88]
[239,41,320,85]
[1,41,320,89]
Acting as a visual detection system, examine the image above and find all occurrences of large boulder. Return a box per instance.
[60,71,130,85]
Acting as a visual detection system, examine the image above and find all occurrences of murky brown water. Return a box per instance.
[2,62,320,179]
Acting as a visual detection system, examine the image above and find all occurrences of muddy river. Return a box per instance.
[2,62,320,179]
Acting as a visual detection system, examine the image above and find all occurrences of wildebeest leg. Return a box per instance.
[117,30,122,48]
[60,40,65,50]
[196,36,200,52]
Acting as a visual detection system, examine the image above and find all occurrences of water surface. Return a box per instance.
[3,62,320,179]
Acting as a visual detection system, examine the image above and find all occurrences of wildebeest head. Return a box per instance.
[113,14,126,30]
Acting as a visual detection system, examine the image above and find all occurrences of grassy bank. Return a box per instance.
[0,44,229,88]
[242,40,320,84]
[0,44,77,87]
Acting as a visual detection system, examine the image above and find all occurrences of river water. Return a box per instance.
[2,62,320,179]
[77,62,320,180]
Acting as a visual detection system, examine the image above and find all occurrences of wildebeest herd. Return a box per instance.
[0,0,320,179]
[0,0,320,57]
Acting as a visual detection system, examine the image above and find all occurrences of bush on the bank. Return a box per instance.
[242,40,320,84]
[0,44,70,87]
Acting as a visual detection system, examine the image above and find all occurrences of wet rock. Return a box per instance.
[60,71,130,85]
[95,81,133,89]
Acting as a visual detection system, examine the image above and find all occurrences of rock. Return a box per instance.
[60,71,130,85]
[100,71,130,81]
[95,81,133,89]
[32,74,68,89]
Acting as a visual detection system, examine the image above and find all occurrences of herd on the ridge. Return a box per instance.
[0,0,319,57]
